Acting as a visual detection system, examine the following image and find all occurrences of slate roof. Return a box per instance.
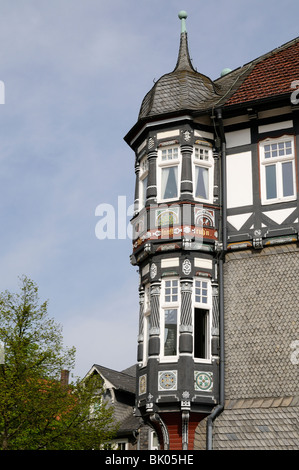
[194,396,299,450]
[212,397,299,450]
[117,412,144,436]
[138,34,299,122]
[90,364,144,440]
[138,32,223,119]
[92,364,136,394]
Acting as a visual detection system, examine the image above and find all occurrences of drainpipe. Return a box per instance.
[206,108,226,449]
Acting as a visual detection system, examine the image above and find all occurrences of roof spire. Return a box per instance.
[174,10,195,72]
[178,10,188,33]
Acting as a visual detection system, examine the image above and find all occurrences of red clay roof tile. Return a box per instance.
[225,39,299,106]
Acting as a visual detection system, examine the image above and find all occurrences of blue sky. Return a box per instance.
[0,0,298,379]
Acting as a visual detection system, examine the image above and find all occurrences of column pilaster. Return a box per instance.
[180,144,193,200]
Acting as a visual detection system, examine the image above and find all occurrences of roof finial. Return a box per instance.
[178,10,188,34]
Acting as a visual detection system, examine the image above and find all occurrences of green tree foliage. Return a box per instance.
[0,276,117,450]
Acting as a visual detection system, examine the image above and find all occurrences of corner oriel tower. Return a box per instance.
[125,11,299,451]
[125,12,224,450]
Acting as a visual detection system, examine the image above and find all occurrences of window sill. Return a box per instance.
[261,196,297,206]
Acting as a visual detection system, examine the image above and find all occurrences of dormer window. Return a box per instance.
[158,146,181,202]
[193,142,213,202]
[260,136,296,205]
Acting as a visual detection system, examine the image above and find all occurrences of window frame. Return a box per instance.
[157,145,181,203]
[139,156,148,210]
[160,277,180,362]
[259,135,297,205]
[192,142,214,203]
[142,283,151,365]
[193,277,212,363]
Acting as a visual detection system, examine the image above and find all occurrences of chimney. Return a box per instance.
[60,369,70,388]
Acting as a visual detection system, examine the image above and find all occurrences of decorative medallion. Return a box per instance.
[139,374,147,395]
[181,390,191,410]
[182,259,192,275]
[150,263,157,279]
[158,371,177,391]
[183,130,191,142]
[147,392,153,402]
[194,371,213,392]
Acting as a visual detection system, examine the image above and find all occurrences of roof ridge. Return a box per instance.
[217,35,299,107]
[215,35,299,83]
[93,363,132,374]
[244,35,299,68]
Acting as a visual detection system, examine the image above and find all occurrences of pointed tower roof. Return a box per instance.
[138,11,221,120]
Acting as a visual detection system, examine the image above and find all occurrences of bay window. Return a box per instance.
[260,136,296,204]
[157,276,212,362]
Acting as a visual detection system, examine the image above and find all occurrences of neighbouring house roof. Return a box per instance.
[92,364,136,394]
[86,364,143,443]
[216,36,299,108]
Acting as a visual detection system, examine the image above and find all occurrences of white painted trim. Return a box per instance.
[258,106,291,119]
[129,115,193,146]
[226,128,251,148]
[142,264,149,276]
[161,258,180,268]
[226,151,253,208]
[193,277,212,361]
[157,145,182,203]
[259,135,296,205]
[194,129,214,140]
[192,144,214,203]
[194,258,213,270]
[157,129,180,139]
[223,115,249,126]
[262,207,296,225]
[258,120,293,134]
[137,139,147,153]
[227,213,253,231]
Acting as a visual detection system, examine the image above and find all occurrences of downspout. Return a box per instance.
[206,108,226,449]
